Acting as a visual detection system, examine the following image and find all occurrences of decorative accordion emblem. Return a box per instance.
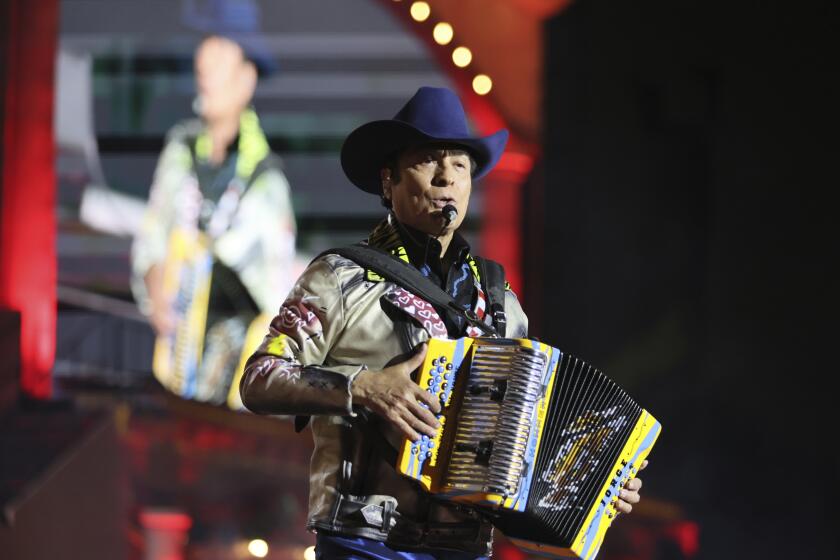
[396,337,661,560]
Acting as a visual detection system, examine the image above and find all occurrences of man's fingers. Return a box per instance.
[405,409,438,439]
[619,488,641,504]
[403,343,428,372]
[392,416,421,442]
[624,477,642,492]
[415,385,442,414]
[389,400,435,439]
[408,400,440,434]
[613,464,647,518]
[616,500,633,515]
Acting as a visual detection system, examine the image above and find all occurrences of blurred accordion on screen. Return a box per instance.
[152,229,213,399]
[151,229,267,409]
[396,337,661,560]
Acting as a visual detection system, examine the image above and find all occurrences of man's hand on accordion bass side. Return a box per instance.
[616,460,648,515]
[351,343,442,442]
[145,264,175,336]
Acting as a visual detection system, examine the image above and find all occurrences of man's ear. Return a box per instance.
[240,61,258,105]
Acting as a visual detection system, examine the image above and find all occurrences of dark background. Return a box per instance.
[525,0,838,556]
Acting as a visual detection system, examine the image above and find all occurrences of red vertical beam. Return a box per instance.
[478,152,534,299]
[0,0,59,398]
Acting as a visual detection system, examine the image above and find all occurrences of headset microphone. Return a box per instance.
[442,204,458,225]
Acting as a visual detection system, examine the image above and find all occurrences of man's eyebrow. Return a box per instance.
[406,147,469,159]
[444,150,470,159]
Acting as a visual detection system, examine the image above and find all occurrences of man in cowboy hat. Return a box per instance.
[240,87,644,558]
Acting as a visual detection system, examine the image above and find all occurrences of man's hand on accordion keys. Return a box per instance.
[351,343,442,442]
[615,459,648,516]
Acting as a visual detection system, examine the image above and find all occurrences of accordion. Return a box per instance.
[153,228,213,400]
[152,229,269,409]
[396,337,661,559]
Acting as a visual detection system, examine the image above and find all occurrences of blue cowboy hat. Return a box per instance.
[341,87,509,194]
[182,0,278,76]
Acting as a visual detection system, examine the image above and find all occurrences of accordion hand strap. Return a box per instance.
[319,244,499,338]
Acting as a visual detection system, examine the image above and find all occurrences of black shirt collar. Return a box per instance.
[393,218,471,273]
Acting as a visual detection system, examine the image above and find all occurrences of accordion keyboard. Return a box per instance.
[446,343,548,497]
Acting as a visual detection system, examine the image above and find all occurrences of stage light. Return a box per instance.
[452,46,472,68]
[472,74,493,95]
[303,546,317,560]
[410,2,431,22]
[433,22,454,45]
[248,539,269,558]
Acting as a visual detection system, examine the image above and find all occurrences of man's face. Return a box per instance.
[384,145,473,236]
[194,36,255,122]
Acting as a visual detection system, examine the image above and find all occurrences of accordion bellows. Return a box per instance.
[396,337,661,559]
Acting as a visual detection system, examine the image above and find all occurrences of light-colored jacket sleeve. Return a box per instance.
[239,257,365,416]
[505,289,529,339]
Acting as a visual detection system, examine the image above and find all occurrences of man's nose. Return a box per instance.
[432,164,456,187]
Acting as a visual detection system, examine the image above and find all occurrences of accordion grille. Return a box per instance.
[445,344,547,496]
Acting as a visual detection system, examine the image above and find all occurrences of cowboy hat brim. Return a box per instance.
[340,119,509,195]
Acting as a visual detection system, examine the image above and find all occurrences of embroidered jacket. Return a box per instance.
[240,215,528,554]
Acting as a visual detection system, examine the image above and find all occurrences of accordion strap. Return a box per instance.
[473,256,507,338]
[321,244,500,338]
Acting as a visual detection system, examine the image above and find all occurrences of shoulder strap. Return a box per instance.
[243,153,281,189]
[185,134,279,190]
[473,257,507,337]
[319,245,499,338]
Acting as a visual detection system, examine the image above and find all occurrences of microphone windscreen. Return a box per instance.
[443,204,458,224]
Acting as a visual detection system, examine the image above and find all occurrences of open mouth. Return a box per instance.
[429,198,455,209]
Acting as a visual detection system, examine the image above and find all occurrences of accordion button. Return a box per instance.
[446,363,453,370]
[440,356,447,363]
[436,366,444,374]
[431,358,438,366]
[428,441,435,449]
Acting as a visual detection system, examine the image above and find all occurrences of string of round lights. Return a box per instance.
[398,1,494,96]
